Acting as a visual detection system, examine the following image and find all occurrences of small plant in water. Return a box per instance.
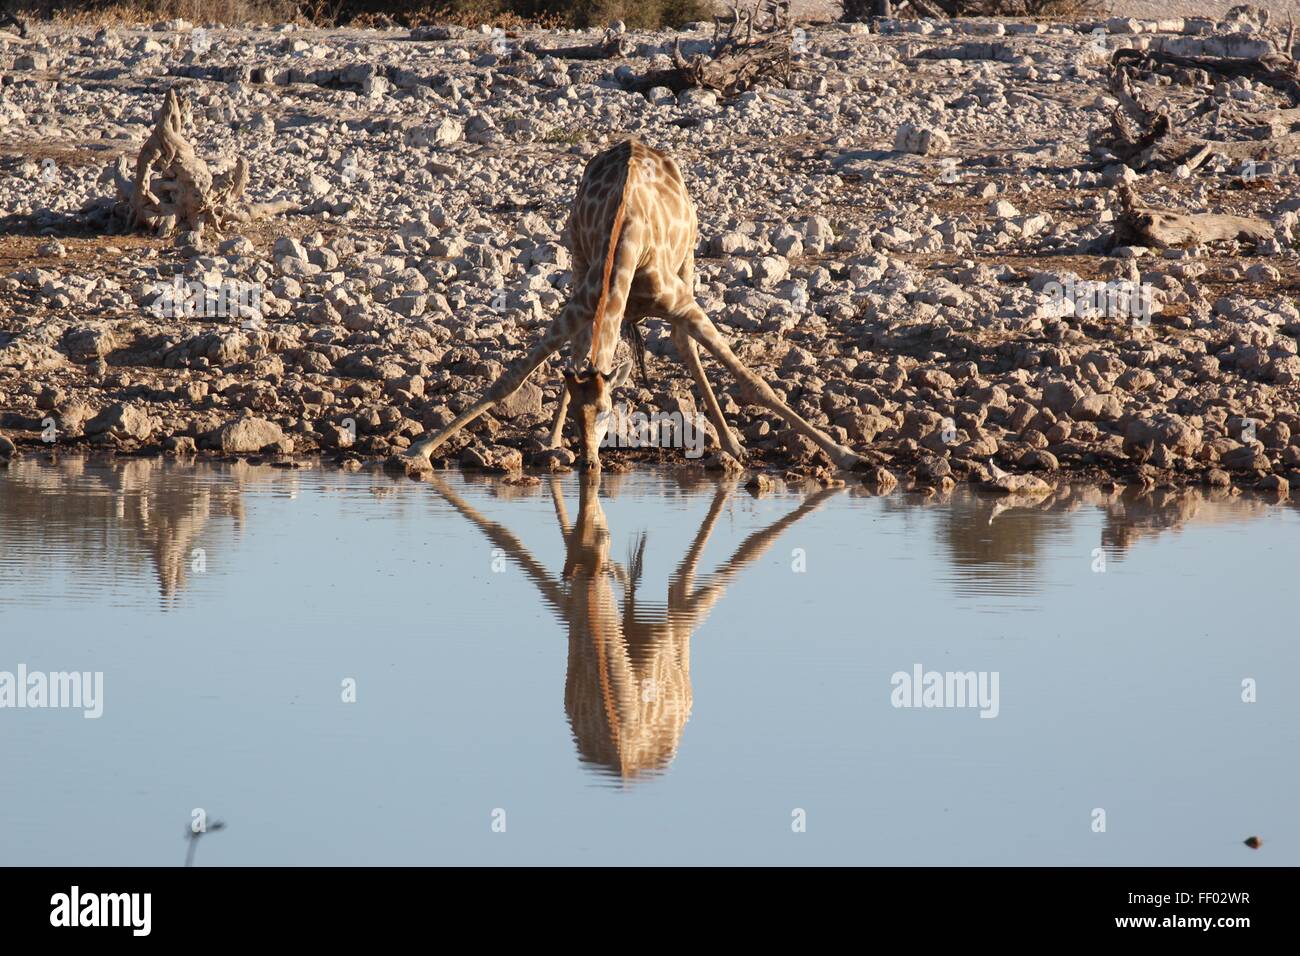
[184,819,227,867]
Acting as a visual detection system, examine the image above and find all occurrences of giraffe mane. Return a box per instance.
[589,150,632,368]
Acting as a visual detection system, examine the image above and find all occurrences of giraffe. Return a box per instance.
[400,138,864,472]
[426,470,841,780]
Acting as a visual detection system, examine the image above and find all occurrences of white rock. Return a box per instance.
[406,119,463,148]
[894,122,950,155]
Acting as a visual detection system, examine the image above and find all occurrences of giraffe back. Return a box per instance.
[567,140,698,363]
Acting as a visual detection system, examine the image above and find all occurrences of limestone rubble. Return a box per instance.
[0,12,1297,496]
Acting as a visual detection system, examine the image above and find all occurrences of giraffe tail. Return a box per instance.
[588,158,633,369]
[624,317,650,388]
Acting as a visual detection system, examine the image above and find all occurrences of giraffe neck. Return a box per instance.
[589,160,632,369]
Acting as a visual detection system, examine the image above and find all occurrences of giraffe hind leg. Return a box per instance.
[657,280,864,470]
[670,321,743,459]
[664,246,742,457]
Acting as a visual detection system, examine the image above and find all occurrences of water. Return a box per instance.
[1,457,1296,866]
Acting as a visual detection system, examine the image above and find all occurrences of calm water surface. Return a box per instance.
[1,457,1296,865]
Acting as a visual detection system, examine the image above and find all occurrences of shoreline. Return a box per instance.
[2,15,1300,504]
[2,439,1294,501]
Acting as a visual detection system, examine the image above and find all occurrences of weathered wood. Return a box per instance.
[525,32,634,61]
[0,9,27,37]
[1113,185,1274,248]
[1113,47,1300,107]
[119,89,272,239]
[1182,133,1300,165]
[621,1,796,98]
[1242,105,1300,138]
[621,41,794,97]
[1089,54,1177,169]
[1092,42,1300,172]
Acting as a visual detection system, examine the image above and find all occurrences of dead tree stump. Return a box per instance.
[117,88,251,239]
[620,1,797,98]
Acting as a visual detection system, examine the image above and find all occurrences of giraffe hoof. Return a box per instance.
[399,441,438,464]
[387,447,433,476]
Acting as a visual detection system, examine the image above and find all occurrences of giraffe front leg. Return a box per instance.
[664,286,864,471]
[547,386,571,449]
[399,322,568,465]
[670,322,744,460]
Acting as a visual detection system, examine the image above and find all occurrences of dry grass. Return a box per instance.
[16,0,302,27]
[839,0,1107,20]
[429,0,711,29]
[1017,0,1107,16]
[13,0,711,28]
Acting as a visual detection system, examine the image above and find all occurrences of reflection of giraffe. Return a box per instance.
[934,483,1281,592]
[427,472,840,781]
[109,460,221,598]
[0,458,263,605]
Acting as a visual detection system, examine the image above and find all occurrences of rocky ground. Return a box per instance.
[1,9,1299,497]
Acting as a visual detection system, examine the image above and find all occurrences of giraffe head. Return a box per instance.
[563,360,632,471]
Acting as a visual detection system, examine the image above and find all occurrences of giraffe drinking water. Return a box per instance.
[399,139,864,473]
